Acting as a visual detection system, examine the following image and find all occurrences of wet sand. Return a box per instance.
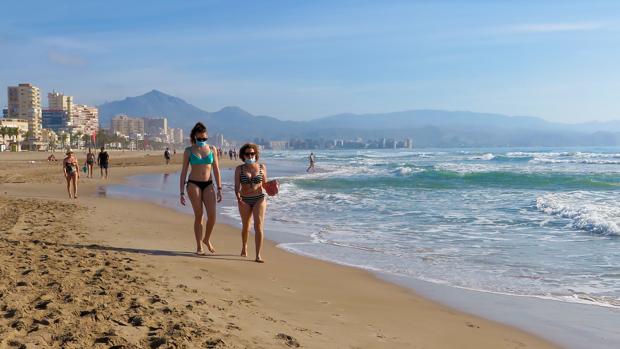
[0,151,560,348]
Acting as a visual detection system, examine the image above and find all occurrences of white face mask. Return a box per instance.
[244,158,256,165]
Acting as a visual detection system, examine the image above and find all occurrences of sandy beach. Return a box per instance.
[0,151,560,348]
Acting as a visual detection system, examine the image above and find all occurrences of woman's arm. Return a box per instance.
[179,148,190,195]
[211,146,222,202]
[261,164,268,184]
[212,145,222,190]
[62,159,67,177]
[234,166,241,202]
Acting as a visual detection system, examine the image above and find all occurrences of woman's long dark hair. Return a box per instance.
[190,122,207,144]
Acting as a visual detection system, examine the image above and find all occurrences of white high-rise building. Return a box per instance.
[7,83,42,138]
[48,91,73,114]
[111,115,145,136]
[70,104,99,135]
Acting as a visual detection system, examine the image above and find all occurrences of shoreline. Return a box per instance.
[106,171,620,349]
[0,151,560,348]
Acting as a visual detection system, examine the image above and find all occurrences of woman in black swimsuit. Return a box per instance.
[234,143,268,263]
[86,148,95,178]
[179,122,222,255]
[63,148,79,199]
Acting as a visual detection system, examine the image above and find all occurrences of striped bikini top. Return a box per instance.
[240,164,263,184]
[186,146,214,165]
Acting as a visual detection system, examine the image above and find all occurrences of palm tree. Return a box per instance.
[61,133,69,149]
[0,127,7,146]
[74,131,83,149]
[82,133,91,148]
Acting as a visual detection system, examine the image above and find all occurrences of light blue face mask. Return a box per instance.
[196,140,208,147]
[244,158,256,165]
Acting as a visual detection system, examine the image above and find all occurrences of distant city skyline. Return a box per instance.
[1,1,620,123]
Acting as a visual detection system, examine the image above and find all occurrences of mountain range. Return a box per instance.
[98,90,620,147]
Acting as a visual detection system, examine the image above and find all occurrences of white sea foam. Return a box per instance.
[469,153,495,161]
[536,194,620,236]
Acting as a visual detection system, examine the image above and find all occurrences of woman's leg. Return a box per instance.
[201,185,217,253]
[237,199,253,257]
[65,176,72,198]
[88,164,93,178]
[187,183,205,253]
[252,198,267,262]
[72,174,78,198]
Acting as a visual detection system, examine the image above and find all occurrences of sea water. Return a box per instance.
[245,148,620,309]
[106,147,620,309]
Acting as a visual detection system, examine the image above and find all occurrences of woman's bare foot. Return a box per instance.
[195,250,206,256]
[240,246,248,257]
[255,257,264,263]
[202,239,216,253]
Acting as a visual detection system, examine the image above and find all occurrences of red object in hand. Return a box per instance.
[264,179,279,196]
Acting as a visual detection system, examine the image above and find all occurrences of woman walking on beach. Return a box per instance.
[86,148,95,178]
[63,148,79,199]
[179,122,223,255]
[234,143,268,263]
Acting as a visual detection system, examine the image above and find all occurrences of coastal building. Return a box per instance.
[7,83,42,138]
[404,138,413,149]
[216,134,225,148]
[0,118,28,151]
[48,91,73,116]
[0,118,29,133]
[43,91,98,136]
[111,115,145,136]
[173,128,183,144]
[70,104,99,135]
[144,117,168,138]
[42,110,69,133]
[268,141,288,150]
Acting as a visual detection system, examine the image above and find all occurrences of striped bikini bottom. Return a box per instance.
[241,193,265,208]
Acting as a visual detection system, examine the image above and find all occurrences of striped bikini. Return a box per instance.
[240,165,265,207]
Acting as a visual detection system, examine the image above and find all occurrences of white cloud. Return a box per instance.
[47,50,88,67]
[508,22,605,33]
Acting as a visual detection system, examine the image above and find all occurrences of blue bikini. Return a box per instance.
[186,146,215,191]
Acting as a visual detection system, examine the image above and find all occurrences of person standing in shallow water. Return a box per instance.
[306,152,316,172]
[234,143,268,263]
[179,122,222,255]
[63,148,79,199]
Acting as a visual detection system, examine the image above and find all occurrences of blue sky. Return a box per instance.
[1,0,619,122]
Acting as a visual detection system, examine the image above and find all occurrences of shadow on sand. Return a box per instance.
[61,243,253,262]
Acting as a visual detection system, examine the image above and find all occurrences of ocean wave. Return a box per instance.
[530,157,620,165]
[468,153,495,161]
[293,168,620,190]
[536,194,620,236]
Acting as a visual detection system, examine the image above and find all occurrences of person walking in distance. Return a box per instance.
[86,148,95,178]
[164,147,171,165]
[98,146,110,179]
[63,148,80,199]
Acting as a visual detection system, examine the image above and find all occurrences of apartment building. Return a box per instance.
[111,115,145,136]
[7,83,42,137]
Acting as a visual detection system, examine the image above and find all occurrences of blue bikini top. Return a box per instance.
[186,146,214,165]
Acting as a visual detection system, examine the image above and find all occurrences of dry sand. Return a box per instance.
[0,151,561,348]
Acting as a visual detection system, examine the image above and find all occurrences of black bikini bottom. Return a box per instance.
[186,179,213,191]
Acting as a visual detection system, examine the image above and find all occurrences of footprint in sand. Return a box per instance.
[275,333,300,348]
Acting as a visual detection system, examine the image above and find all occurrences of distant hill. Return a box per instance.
[98,90,209,130]
[97,90,620,147]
